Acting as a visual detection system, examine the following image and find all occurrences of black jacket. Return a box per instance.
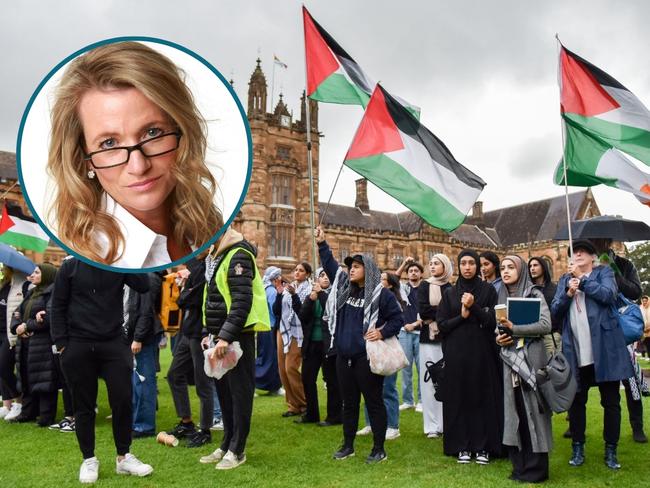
[125,274,163,345]
[204,240,256,342]
[177,258,208,339]
[613,253,642,301]
[50,258,149,349]
[298,290,334,357]
[11,285,58,393]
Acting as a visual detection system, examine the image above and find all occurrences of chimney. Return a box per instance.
[355,178,369,212]
[472,201,483,220]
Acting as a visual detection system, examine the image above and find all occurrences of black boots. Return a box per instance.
[568,442,585,466]
[604,443,621,470]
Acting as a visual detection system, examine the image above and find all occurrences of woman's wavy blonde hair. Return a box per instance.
[47,41,223,264]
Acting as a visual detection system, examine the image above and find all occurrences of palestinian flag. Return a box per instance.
[344,84,485,232]
[555,45,650,205]
[0,202,49,252]
[302,6,419,117]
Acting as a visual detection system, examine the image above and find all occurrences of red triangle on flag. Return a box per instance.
[345,85,404,160]
[560,48,619,117]
[0,203,15,235]
[303,7,340,96]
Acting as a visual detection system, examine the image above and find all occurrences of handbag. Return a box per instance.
[616,293,645,345]
[365,324,409,376]
[536,336,577,413]
[424,358,445,402]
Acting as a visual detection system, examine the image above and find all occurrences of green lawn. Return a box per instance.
[1,348,649,487]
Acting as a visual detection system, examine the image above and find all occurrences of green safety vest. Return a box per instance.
[203,246,271,332]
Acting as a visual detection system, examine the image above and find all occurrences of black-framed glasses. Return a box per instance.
[83,132,182,169]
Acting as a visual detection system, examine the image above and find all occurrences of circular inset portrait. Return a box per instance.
[18,37,251,271]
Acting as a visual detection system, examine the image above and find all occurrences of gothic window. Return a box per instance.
[270,225,292,258]
[276,146,291,160]
[339,242,351,262]
[393,246,404,268]
[363,246,376,259]
[426,247,444,262]
[271,174,294,206]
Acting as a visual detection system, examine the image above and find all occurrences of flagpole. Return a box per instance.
[303,46,318,272]
[556,34,574,260]
[271,60,276,111]
[319,160,345,226]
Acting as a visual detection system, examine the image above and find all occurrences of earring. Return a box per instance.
[87,169,95,179]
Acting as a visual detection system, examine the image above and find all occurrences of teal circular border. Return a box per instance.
[16,36,253,273]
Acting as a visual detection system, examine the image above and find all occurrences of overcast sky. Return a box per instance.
[2,0,650,227]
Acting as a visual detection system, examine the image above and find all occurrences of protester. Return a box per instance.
[50,257,153,483]
[528,257,562,354]
[480,251,503,293]
[166,258,215,448]
[437,249,502,464]
[256,266,283,395]
[315,226,403,464]
[9,264,58,426]
[199,228,270,470]
[394,257,423,412]
[417,254,453,438]
[551,240,634,470]
[496,255,552,483]
[297,267,341,426]
[273,262,310,417]
[642,296,650,358]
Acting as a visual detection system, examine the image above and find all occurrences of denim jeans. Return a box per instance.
[213,384,222,420]
[132,341,157,434]
[398,330,421,404]
[364,372,399,429]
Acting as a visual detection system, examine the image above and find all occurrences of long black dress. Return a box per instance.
[437,253,502,457]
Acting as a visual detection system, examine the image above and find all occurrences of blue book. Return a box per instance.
[507,297,541,325]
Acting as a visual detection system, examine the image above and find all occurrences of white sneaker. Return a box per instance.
[0,406,9,419]
[277,387,286,396]
[415,403,423,413]
[4,402,21,421]
[200,448,225,464]
[115,453,153,477]
[79,457,99,484]
[385,427,401,440]
[215,450,246,470]
[398,403,414,411]
[356,425,372,436]
[210,419,224,431]
[427,431,442,438]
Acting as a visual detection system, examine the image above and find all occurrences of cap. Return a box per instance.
[344,254,365,268]
[569,239,597,257]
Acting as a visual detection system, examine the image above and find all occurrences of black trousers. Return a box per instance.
[61,337,132,459]
[55,355,74,417]
[214,332,255,456]
[509,386,549,483]
[32,391,58,424]
[622,379,644,432]
[336,355,386,451]
[167,335,214,430]
[0,336,19,400]
[569,365,621,445]
[301,342,342,423]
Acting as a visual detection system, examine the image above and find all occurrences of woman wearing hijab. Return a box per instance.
[9,263,58,426]
[256,266,283,394]
[437,250,501,464]
[417,253,453,438]
[496,255,552,483]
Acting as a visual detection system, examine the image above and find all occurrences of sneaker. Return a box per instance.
[475,450,490,465]
[79,457,99,484]
[60,420,76,433]
[186,429,212,448]
[427,432,442,439]
[633,430,648,443]
[0,406,9,419]
[210,419,224,431]
[398,403,414,411]
[167,421,197,439]
[332,446,355,460]
[215,450,246,470]
[199,448,225,464]
[356,425,372,436]
[115,453,153,477]
[132,430,156,439]
[49,417,73,431]
[385,428,401,440]
[415,402,423,413]
[457,451,471,464]
[4,402,22,421]
[366,448,387,464]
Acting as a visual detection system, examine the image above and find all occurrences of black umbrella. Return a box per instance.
[554,215,650,242]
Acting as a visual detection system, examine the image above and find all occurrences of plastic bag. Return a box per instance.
[204,341,243,379]
[366,335,409,376]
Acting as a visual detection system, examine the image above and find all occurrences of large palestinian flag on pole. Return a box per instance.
[344,84,485,232]
[555,45,650,205]
[302,6,419,118]
[0,202,49,252]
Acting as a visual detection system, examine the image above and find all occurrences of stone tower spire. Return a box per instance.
[247,58,267,118]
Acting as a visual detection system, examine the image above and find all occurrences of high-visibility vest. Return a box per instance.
[204,246,271,332]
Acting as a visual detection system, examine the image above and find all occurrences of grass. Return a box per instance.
[0,348,649,487]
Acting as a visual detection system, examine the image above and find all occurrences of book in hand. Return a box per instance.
[507,297,541,326]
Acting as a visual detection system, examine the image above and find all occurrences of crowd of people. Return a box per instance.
[0,225,649,484]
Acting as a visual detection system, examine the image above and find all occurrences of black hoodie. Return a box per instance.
[528,257,561,333]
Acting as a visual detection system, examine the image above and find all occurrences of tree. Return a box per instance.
[628,241,650,297]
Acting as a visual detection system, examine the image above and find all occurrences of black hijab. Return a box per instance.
[456,249,482,297]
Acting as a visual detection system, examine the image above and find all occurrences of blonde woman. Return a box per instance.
[47,41,222,268]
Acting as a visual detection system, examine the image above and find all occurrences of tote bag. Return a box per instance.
[365,324,409,376]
